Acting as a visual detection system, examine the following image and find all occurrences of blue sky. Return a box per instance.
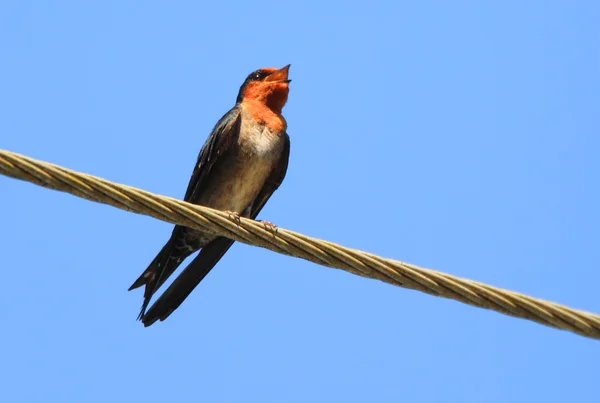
[1,1,599,402]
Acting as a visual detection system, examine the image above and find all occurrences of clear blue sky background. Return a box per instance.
[1,1,599,402]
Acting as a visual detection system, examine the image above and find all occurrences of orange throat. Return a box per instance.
[243,100,287,133]
[241,82,289,132]
[242,82,289,114]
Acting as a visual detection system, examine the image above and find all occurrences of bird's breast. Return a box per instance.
[238,118,285,160]
[196,113,285,215]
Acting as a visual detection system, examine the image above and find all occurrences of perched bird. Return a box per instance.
[129,65,292,326]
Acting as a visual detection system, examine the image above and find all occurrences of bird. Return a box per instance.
[129,65,292,326]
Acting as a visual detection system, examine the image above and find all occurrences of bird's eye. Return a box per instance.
[249,71,267,81]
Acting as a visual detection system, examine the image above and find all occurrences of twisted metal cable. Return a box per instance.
[1,148,599,339]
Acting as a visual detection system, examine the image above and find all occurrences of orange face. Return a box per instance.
[238,65,291,113]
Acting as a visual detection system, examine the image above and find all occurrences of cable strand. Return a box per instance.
[1,149,599,339]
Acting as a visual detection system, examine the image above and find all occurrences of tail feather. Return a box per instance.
[129,240,173,290]
[129,238,189,320]
[141,237,235,327]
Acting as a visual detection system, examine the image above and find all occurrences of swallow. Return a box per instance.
[129,65,292,326]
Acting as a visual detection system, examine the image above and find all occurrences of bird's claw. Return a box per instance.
[225,211,241,226]
[260,220,278,234]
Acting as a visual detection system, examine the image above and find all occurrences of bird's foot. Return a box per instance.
[260,220,278,234]
[225,210,242,226]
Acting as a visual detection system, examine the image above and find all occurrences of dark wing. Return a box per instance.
[129,107,242,317]
[183,107,243,203]
[141,133,291,326]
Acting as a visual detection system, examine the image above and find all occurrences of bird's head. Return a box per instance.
[237,65,291,113]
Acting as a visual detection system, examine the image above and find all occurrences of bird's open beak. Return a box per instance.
[264,64,291,83]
